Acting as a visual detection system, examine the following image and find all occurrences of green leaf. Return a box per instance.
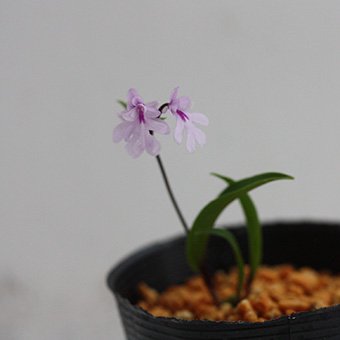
[186,172,293,272]
[202,228,245,300]
[117,99,127,110]
[213,174,262,282]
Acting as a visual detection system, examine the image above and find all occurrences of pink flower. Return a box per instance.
[168,87,208,152]
[113,89,170,158]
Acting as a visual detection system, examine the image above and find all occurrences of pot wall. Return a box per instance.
[107,221,340,340]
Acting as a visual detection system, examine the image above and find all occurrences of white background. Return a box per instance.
[1,1,340,339]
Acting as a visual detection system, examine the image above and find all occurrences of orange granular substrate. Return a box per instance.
[137,265,340,322]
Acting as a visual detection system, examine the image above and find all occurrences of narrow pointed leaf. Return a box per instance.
[186,172,293,272]
[203,228,245,299]
[213,174,262,281]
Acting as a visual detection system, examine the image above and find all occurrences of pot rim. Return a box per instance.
[107,219,340,328]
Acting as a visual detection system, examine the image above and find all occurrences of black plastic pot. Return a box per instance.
[107,221,340,339]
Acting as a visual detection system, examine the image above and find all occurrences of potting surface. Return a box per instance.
[137,265,340,323]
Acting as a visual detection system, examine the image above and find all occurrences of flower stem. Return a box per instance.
[155,155,189,234]
[155,155,219,306]
[158,102,169,114]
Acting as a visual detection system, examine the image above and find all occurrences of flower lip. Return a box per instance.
[176,110,189,122]
[136,103,146,124]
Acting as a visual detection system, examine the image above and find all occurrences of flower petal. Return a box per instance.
[169,87,179,103]
[147,118,170,135]
[145,106,161,118]
[125,126,145,158]
[121,108,137,122]
[145,101,159,108]
[145,133,161,156]
[186,130,196,152]
[123,121,139,141]
[193,126,206,146]
[127,88,139,109]
[127,88,138,100]
[113,121,138,143]
[189,112,209,126]
[178,96,191,111]
[174,118,185,144]
[183,121,207,152]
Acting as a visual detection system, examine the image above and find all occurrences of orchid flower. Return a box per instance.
[168,87,209,152]
[113,89,170,158]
